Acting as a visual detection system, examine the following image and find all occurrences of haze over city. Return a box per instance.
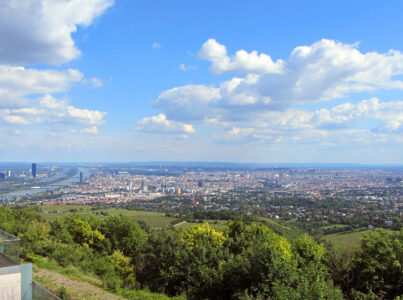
[0,1,403,164]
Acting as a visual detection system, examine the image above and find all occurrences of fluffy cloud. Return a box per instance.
[137,114,196,135]
[198,39,284,74]
[313,98,403,132]
[153,39,403,128]
[210,97,403,146]
[194,39,403,114]
[256,39,403,108]
[153,85,221,121]
[0,66,83,107]
[0,95,106,126]
[80,126,99,134]
[0,0,114,65]
[0,1,111,133]
[0,66,106,129]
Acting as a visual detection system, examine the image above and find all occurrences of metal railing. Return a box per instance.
[32,281,61,300]
[0,229,20,265]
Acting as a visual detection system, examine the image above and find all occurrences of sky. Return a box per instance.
[0,0,403,164]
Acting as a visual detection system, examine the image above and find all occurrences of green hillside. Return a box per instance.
[1,205,401,300]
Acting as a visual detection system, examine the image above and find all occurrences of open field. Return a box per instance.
[38,205,175,228]
[37,205,294,234]
[323,230,367,248]
[323,228,394,248]
[320,224,351,230]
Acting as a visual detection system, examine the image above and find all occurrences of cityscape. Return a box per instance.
[1,162,402,235]
[1,0,403,299]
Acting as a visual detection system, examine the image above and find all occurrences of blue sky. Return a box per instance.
[0,0,403,163]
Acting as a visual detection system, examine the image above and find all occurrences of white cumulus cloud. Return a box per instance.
[0,1,111,133]
[80,126,99,134]
[198,39,284,74]
[0,95,106,126]
[0,0,114,65]
[0,66,83,108]
[154,39,403,124]
[153,85,221,121]
[137,114,196,135]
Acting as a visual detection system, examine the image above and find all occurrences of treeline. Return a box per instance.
[166,210,301,239]
[0,206,402,299]
[166,210,260,222]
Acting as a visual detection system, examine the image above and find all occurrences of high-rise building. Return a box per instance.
[0,172,5,180]
[80,171,83,184]
[31,163,37,178]
[7,170,11,177]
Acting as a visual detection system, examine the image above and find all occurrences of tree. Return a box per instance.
[68,218,104,247]
[102,215,146,261]
[352,229,403,298]
[109,249,136,288]
[138,230,188,296]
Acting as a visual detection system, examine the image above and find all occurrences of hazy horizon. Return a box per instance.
[1,161,402,169]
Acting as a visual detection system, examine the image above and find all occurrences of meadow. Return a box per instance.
[38,205,175,228]
[37,204,294,234]
[322,228,393,248]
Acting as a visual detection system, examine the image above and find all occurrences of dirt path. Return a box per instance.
[34,268,125,300]
[173,221,187,227]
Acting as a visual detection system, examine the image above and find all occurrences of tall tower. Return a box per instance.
[80,171,83,184]
[31,163,37,178]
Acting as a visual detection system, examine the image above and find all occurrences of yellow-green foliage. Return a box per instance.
[294,234,325,263]
[69,218,104,246]
[182,222,226,249]
[19,219,51,242]
[263,226,293,261]
[247,223,293,261]
[109,249,136,287]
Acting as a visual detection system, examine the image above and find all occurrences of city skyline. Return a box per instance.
[0,1,403,163]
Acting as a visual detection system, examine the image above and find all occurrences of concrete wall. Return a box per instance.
[0,266,21,300]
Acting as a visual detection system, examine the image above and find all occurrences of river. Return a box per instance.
[0,168,92,201]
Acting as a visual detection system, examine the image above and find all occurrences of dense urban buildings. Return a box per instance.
[1,163,401,233]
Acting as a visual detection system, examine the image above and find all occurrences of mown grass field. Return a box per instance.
[38,205,232,230]
[323,230,367,248]
[37,204,294,234]
[323,228,394,248]
[38,205,175,228]
[320,224,351,230]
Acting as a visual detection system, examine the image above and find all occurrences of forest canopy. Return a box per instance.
[0,206,401,300]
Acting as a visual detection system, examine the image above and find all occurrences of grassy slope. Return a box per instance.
[38,205,175,228]
[31,206,300,299]
[32,261,185,300]
[33,267,123,300]
[37,204,295,235]
[323,230,366,248]
[323,228,394,248]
